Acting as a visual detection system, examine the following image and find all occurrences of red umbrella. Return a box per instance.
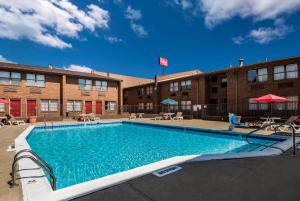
[0,99,10,104]
[250,94,288,116]
[251,94,288,103]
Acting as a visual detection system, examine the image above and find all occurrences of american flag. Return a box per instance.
[159,57,168,67]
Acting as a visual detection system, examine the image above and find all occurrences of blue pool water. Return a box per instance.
[26,122,281,189]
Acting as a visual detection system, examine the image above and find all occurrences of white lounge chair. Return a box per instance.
[8,115,26,125]
[154,113,164,120]
[173,112,183,120]
[129,113,137,120]
[89,113,101,122]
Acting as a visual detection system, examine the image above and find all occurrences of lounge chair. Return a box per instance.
[8,115,26,125]
[173,112,183,120]
[228,113,248,130]
[129,113,137,120]
[275,116,299,132]
[89,113,101,122]
[154,113,164,120]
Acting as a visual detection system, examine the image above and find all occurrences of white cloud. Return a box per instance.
[64,64,93,73]
[232,36,245,45]
[130,23,148,38]
[124,5,148,38]
[171,0,193,10]
[198,0,300,28]
[233,19,293,44]
[125,6,142,20]
[0,0,110,49]
[104,36,123,43]
[0,54,16,63]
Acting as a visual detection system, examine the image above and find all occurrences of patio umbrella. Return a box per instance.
[161,98,178,105]
[161,98,177,112]
[251,94,288,115]
[0,99,10,104]
[251,94,288,103]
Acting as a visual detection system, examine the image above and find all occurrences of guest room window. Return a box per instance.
[27,74,45,87]
[96,80,108,91]
[0,71,21,85]
[105,101,116,111]
[67,100,82,111]
[78,79,92,90]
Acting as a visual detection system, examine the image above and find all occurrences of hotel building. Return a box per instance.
[0,62,122,121]
[123,55,300,119]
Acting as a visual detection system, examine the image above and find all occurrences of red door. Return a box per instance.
[85,101,92,114]
[27,100,37,117]
[96,101,102,115]
[10,100,21,117]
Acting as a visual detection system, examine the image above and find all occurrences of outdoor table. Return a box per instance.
[163,113,174,120]
[260,117,281,130]
[136,113,144,118]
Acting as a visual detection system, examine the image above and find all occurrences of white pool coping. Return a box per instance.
[14,121,300,201]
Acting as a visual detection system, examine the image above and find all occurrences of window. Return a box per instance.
[286,64,298,79]
[181,101,191,110]
[0,103,5,112]
[211,87,218,94]
[248,68,268,83]
[258,103,268,111]
[146,103,153,110]
[248,99,268,110]
[0,71,21,85]
[220,77,227,88]
[137,88,144,95]
[247,70,257,83]
[124,90,128,97]
[67,100,82,111]
[170,82,179,92]
[257,68,268,82]
[274,66,285,80]
[138,103,144,110]
[105,101,116,111]
[170,103,178,110]
[27,74,45,87]
[181,80,191,90]
[95,80,107,91]
[287,96,298,110]
[78,79,92,90]
[248,103,257,110]
[40,100,58,111]
[146,86,153,95]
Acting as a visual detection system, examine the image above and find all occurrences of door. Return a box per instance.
[96,101,102,115]
[85,101,92,114]
[10,100,21,117]
[27,100,37,117]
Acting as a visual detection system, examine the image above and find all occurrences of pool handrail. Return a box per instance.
[245,122,296,154]
[9,149,56,190]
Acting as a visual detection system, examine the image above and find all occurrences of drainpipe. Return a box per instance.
[235,70,238,114]
[154,75,158,113]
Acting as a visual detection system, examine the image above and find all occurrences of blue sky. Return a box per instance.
[0,0,300,78]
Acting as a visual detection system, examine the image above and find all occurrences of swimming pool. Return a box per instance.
[15,121,297,201]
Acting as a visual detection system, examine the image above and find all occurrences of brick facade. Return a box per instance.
[0,62,121,121]
[123,55,300,118]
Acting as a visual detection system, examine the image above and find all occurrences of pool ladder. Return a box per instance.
[244,122,297,155]
[8,149,56,190]
[43,114,54,129]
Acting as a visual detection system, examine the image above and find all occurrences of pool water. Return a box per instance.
[26,122,280,189]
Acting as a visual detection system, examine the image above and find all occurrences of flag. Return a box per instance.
[159,57,168,67]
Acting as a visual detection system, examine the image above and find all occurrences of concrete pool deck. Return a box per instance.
[0,119,297,201]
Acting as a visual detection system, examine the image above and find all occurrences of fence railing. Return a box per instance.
[122,102,299,120]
